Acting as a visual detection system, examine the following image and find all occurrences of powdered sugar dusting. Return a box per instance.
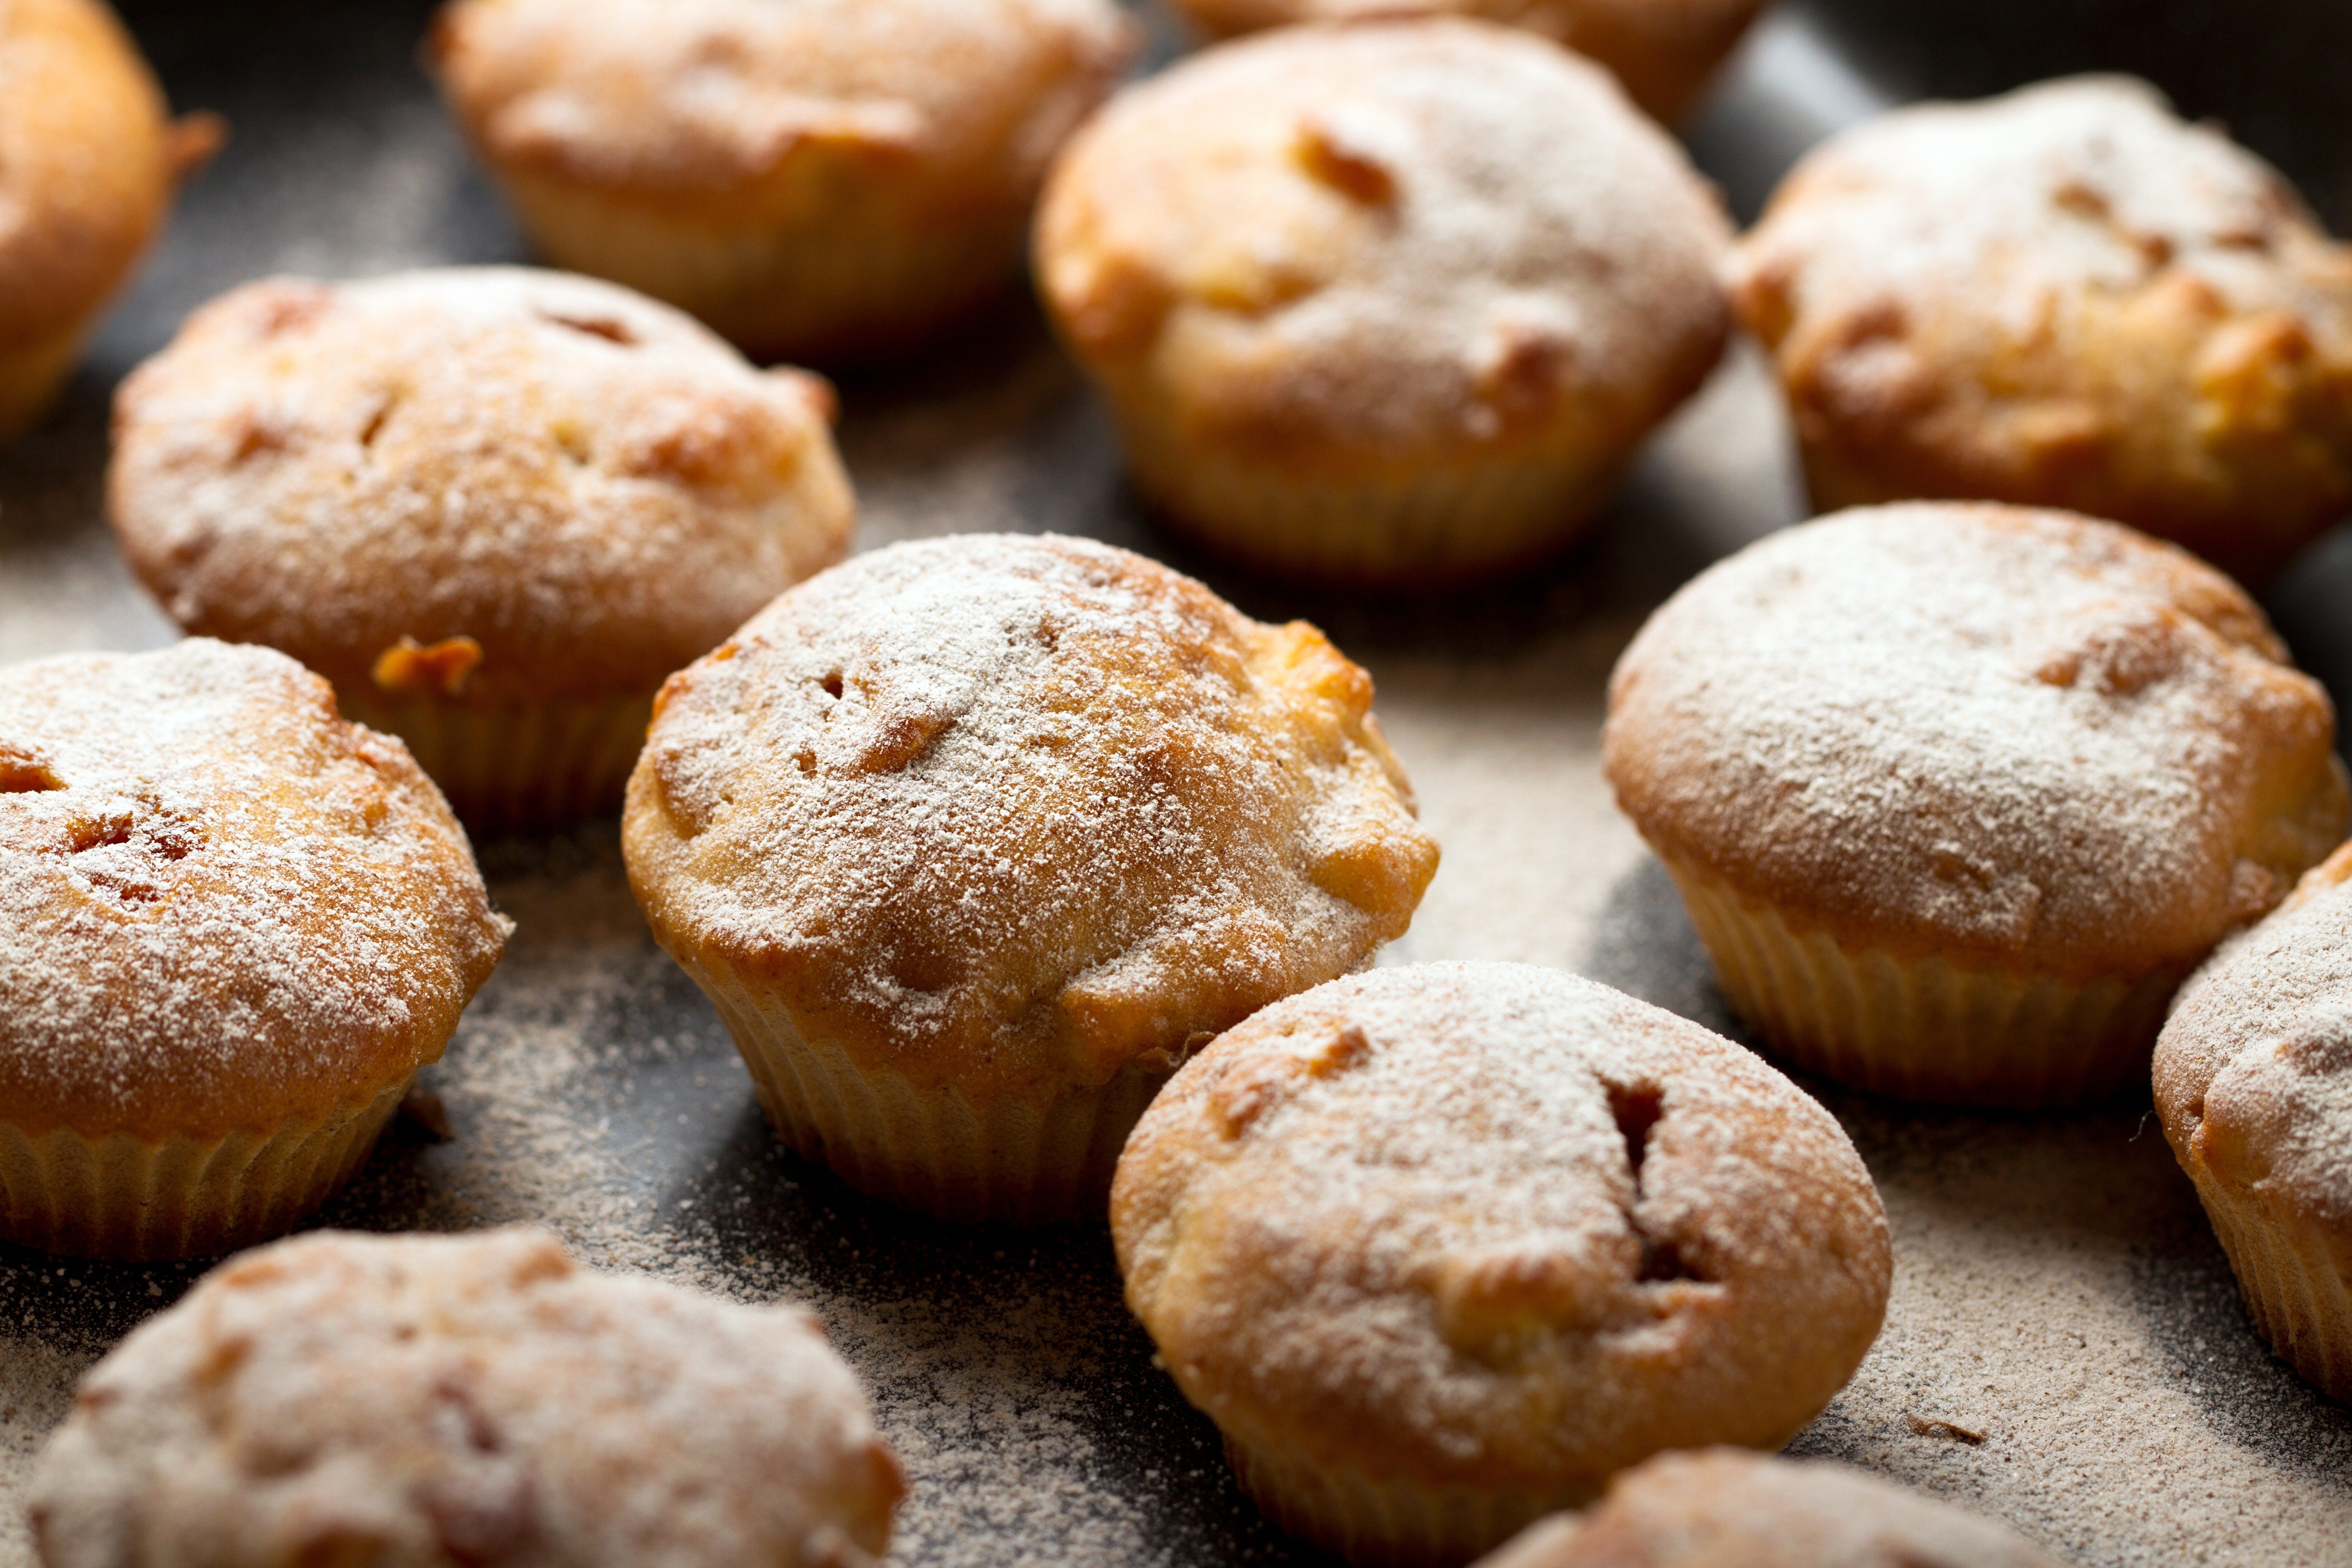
[1038,20,1730,450]
[1603,504,2346,974]
[1114,962,1888,1484]
[2156,847,2352,1221]
[435,0,1135,196]
[109,267,853,704]
[0,638,507,1131]
[630,534,1436,1098]
[26,1228,900,1568]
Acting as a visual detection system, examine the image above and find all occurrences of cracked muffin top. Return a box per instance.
[622,534,1438,1104]
[0,640,506,1140]
[1111,962,1890,1499]
[108,267,853,706]
[29,1228,903,1568]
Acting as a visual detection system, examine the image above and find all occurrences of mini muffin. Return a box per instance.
[1604,503,2349,1107]
[1112,963,1891,1568]
[1475,1449,2064,1568]
[109,266,853,831]
[623,534,1438,1224]
[0,0,219,440]
[429,0,1137,364]
[2155,840,2352,1403]
[0,640,507,1260]
[28,1227,904,1568]
[1161,0,1766,123]
[1726,76,2352,584]
[1034,20,1730,587]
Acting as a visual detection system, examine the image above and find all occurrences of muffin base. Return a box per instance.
[494,171,1025,365]
[2185,1170,2352,1401]
[1116,405,1627,589]
[677,951,1174,1225]
[337,687,653,835]
[0,1080,410,1261]
[1663,856,2184,1106]
[0,322,89,443]
[1224,1434,1565,1568]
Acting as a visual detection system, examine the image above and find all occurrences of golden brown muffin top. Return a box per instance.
[2156,841,2352,1229]
[1725,77,2352,583]
[0,0,212,351]
[1477,1450,2068,1568]
[623,534,1438,1104]
[108,267,853,706]
[1164,0,1766,122]
[430,0,1135,209]
[1035,19,1730,471]
[0,640,508,1142]
[29,1228,903,1568]
[1605,504,2349,981]
[1111,964,1891,1497]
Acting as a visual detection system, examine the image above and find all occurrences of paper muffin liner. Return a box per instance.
[0,1080,409,1261]
[0,321,90,442]
[336,687,653,835]
[2185,1170,2352,1401]
[1223,1433,1566,1568]
[675,950,1174,1225]
[1110,399,1627,588]
[1662,856,2183,1107]
[492,171,1024,363]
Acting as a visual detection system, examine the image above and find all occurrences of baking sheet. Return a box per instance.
[6,3,2352,1563]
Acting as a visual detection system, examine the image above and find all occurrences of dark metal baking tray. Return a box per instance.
[6,4,2352,1563]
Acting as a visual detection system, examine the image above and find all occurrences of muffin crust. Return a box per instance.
[0,639,507,1144]
[1162,0,1767,122]
[1475,1449,2065,1568]
[29,1228,903,1568]
[1606,504,2347,984]
[1727,77,2352,583]
[626,534,1437,1110]
[109,267,852,709]
[1113,963,1890,1560]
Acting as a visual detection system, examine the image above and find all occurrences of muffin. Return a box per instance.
[1604,502,2349,1107]
[2155,840,2352,1403]
[1726,76,2352,585]
[109,266,853,832]
[1161,0,1767,123]
[1475,1449,2064,1568]
[28,1227,903,1568]
[1113,963,1891,1568]
[0,0,219,440]
[623,534,1439,1223]
[0,640,508,1260]
[428,0,1137,364]
[1034,20,1730,587]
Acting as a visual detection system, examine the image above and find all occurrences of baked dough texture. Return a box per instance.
[0,0,216,438]
[1112,963,1891,1567]
[1162,0,1766,122]
[28,1227,904,1568]
[1473,1449,2064,1568]
[2156,841,2352,1402]
[0,640,508,1258]
[431,0,1137,362]
[1035,20,1730,586]
[1605,503,2348,1105]
[624,534,1438,1221]
[1727,76,2352,584]
[109,266,853,828]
